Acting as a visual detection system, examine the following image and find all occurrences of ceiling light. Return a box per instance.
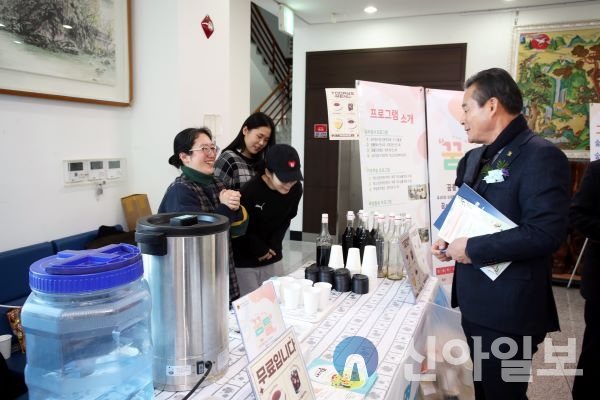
[364,6,378,14]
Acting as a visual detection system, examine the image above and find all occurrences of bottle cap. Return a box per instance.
[29,244,143,294]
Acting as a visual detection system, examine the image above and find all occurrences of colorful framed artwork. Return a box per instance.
[0,0,132,106]
[512,20,600,159]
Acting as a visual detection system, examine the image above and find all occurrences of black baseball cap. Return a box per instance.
[265,144,303,182]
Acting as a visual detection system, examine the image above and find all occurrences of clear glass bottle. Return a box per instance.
[387,215,405,280]
[374,214,387,278]
[402,214,412,235]
[316,213,333,267]
[340,211,355,266]
[385,212,396,238]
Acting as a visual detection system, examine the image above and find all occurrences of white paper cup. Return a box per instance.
[296,278,314,287]
[346,247,362,275]
[296,278,313,305]
[278,276,295,302]
[282,282,301,310]
[362,245,378,270]
[314,281,332,311]
[328,244,344,269]
[0,334,12,359]
[303,286,320,315]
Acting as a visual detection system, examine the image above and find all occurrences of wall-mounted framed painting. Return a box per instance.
[512,20,600,159]
[0,0,132,106]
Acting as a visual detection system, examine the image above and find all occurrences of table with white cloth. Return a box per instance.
[153,262,441,400]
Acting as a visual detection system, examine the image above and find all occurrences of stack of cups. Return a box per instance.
[314,282,332,311]
[278,276,295,309]
[282,281,301,310]
[361,245,379,293]
[296,278,314,306]
[345,247,362,276]
[328,245,344,269]
[302,286,321,316]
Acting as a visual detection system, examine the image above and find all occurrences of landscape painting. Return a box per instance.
[0,0,131,106]
[513,21,600,159]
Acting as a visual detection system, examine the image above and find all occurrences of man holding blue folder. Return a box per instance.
[432,68,570,399]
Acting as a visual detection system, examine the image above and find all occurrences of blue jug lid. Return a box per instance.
[29,244,143,294]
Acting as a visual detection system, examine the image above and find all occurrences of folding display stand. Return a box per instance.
[567,238,588,289]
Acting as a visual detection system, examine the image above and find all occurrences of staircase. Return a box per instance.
[250,2,292,128]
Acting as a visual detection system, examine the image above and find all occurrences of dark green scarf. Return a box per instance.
[181,165,214,186]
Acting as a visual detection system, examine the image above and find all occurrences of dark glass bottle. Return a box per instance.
[340,211,355,265]
[356,211,370,261]
[353,210,364,249]
[373,214,387,278]
[316,213,332,267]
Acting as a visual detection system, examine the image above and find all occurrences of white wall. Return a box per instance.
[288,2,600,232]
[0,0,251,251]
[1,2,597,250]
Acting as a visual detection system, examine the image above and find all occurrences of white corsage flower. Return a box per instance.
[483,168,509,184]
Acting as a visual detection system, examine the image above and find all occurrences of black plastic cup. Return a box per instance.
[351,273,369,294]
[318,266,334,285]
[333,268,351,292]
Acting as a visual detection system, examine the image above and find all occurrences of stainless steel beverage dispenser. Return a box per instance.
[135,212,230,391]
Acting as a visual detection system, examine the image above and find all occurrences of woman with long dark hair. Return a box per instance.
[214,112,276,190]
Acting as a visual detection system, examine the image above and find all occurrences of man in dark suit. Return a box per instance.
[432,68,570,399]
[569,159,600,399]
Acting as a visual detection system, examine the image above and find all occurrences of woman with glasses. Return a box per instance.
[158,127,248,302]
[214,112,276,190]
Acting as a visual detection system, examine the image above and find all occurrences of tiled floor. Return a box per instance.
[281,238,585,400]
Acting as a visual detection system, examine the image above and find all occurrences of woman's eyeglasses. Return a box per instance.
[189,145,220,155]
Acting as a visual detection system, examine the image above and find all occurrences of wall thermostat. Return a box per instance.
[88,160,106,181]
[63,158,125,185]
[64,161,87,183]
[106,159,123,179]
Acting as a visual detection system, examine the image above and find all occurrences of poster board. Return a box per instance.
[325,88,359,140]
[425,88,480,293]
[232,281,287,360]
[355,80,430,261]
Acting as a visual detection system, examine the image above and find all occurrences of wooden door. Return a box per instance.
[302,44,467,234]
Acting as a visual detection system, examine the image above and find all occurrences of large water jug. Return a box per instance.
[21,244,153,400]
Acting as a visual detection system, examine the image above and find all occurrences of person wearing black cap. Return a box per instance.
[232,144,303,296]
[158,127,249,302]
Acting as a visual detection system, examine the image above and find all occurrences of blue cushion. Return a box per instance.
[0,242,53,305]
[0,242,54,340]
[51,225,124,252]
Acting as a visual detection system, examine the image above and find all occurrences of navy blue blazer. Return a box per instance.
[569,159,600,303]
[452,124,570,336]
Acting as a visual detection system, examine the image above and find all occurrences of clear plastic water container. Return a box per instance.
[21,244,153,400]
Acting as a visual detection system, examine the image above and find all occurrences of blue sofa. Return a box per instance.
[0,225,129,399]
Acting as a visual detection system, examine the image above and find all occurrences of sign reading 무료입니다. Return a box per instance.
[247,327,315,400]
